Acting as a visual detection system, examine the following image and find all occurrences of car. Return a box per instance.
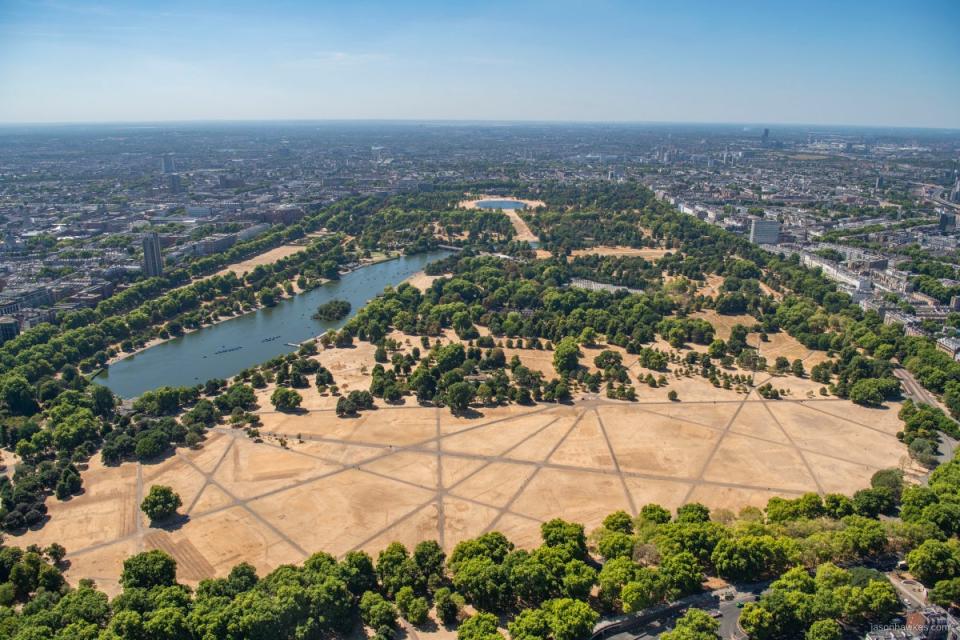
[736,602,745,609]
[708,609,722,618]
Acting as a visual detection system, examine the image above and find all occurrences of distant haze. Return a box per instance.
[0,0,957,128]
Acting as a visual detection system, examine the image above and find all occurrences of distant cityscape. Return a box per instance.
[2,123,959,360]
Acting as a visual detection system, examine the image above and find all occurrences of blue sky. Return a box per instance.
[1,0,957,127]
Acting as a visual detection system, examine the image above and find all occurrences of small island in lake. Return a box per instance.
[313,299,352,321]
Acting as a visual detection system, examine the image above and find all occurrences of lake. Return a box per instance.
[96,250,451,398]
[475,199,526,210]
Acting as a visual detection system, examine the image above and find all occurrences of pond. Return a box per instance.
[96,250,452,398]
[475,199,526,210]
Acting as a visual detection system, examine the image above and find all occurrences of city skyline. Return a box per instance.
[1,0,958,128]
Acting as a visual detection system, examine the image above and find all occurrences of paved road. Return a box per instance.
[894,368,959,464]
[887,572,927,610]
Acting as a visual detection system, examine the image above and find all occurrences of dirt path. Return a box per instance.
[504,209,538,243]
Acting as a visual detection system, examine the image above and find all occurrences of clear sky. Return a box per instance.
[1,0,958,127]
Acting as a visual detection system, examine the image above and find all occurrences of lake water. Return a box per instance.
[475,199,526,210]
[96,250,451,398]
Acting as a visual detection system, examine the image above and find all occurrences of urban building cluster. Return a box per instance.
[648,126,960,361]
[2,122,958,351]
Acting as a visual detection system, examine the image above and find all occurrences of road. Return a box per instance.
[894,368,959,464]
[887,572,927,610]
[595,584,764,640]
[895,368,940,406]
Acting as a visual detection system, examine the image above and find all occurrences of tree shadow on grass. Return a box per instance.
[152,513,190,532]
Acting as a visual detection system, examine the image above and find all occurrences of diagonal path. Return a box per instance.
[185,435,237,514]
[593,408,637,515]
[762,401,825,495]
[61,382,912,574]
[483,409,587,533]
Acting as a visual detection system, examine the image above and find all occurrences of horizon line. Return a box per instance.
[0,117,958,133]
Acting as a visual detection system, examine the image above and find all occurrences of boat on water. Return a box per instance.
[213,346,243,355]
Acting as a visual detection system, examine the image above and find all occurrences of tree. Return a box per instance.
[396,586,429,626]
[660,608,720,640]
[906,540,960,586]
[458,612,503,640]
[791,359,805,378]
[434,587,465,625]
[44,543,67,566]
[848,379,886,407]
[0,375,38,416]
[452,556,510,612]
[667,390,679,401]
[594,350,622,370]
[120,550,177,589]
[336,395,357,417]
[376,542,418,598]
[270,387,302,412]
[542,598,598,640]
[676,503,711,523]
[445,381,475,414]
[930,577,960,608]
[603,510,634,534]
[359,591,397,629]
[870,468,904,501]
[541,519,587,559]
[805,618,842,640]
[711,535,791,582]
[640,503,672,525]
[659,552,703,596]
[140,485,182,523]
[338,550,378,596]
[621,567,665,613]
[552,337,581,376]
[852,487,895,518]
[508,608,550,640]
[598,557,637,609]
[598,531,634,560]
[561,559,596,600]
[738,602,775,640]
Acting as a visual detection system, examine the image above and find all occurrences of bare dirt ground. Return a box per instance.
[216,244,309,277]
[403,271,442,292]
[18,326,918,595]
[569,246,670,260]
[692,310,829,369]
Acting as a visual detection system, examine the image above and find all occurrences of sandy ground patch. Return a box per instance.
[216,243,309,277]
[16,386,913,594]
[569,246,670,260]
[403,270,443,291]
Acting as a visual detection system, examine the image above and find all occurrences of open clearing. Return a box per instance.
[17,342,917,594]
[216,243,309,276]
[569,246,670,260]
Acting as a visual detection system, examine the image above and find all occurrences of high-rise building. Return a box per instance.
[161,155,176,173]
[142,232,164,278]
[0,316,19,344]
[939,212,957,232]
[167,174,183,194]
[950,177,960,204]
[761,128,770,144]
[749,219,781,244]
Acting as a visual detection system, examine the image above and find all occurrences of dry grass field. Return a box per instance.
[215,244,310,277]
[569,246,671,260]
[16,324,919,595]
